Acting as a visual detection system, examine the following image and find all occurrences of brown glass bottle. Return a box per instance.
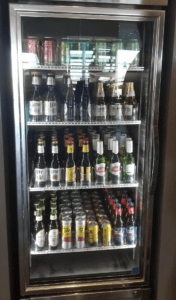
[65,140,76,186]
[95,82,107,121]
[123,82,138,120]
[80,140,91,186]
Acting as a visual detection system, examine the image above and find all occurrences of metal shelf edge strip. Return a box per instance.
[27,121,141,126]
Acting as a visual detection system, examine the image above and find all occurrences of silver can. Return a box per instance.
[75,215,86,249]
[62,216,72,249]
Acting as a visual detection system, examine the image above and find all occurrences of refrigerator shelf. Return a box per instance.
[23,64,144,72]
[29,182,139,192]
[31,244,136,255]
[27,120,141,126]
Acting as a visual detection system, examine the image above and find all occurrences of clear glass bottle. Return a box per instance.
[29,72,43,122]
[109,82,123,121]
[44,73,57,122]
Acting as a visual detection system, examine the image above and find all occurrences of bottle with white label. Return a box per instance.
[48,206,59,250]
[29,72,43,122]
[95,141,106,185]
[44,73,58,122]
[50,140,60,187]
[109,83,123,121]
[122,138,135,183]
[34,207,45,251]
[95,82,107,122]
[110,140,121,184]
[123,82,138,120]
[34,140,47,187]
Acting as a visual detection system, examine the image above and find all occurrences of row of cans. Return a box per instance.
[26,36,140,66]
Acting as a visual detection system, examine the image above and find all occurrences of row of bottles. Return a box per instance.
[29,72,138,122]
[32,189,137,251]
[33,128,136,187]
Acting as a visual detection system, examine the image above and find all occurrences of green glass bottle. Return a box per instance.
[122,138,135,183]
[95,141,106,185]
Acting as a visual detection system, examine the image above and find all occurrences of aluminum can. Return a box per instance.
[88,221,99,247]
[87,216,96,231]
[43,37,57,66]
[98,216,109,228]
[59,211,72,230]
[96,209,106,216]
[62,216,72,249]
[60,38,70,65]
[75,215,86,248]
[102,220,111,246]
[27,36,41,63]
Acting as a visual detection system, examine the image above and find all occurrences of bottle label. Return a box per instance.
[126,140,133,153]
[37,145,44,154]
[89,225,98,245]
[36,216,42,221]
[126,164,135,175]
[40,101,43,115]
[128,207,135,214]
[126,91,135,97]
[121,197,126,206]
[29,101,41,116]
[82,144,89,153]
[32,76,41,85]
[66,167,75,182]
[125,105,133,116]
[48,229,59,247]
[126,226,137,244]
[50,215,57,220]
[50,168,60,182]
[52,145,58,154]
[95,163,106,177]
[67,145,74,153]
[97,91,104,97]
[110,162,121,176]
[114,227,125,244]
[44,101,57,116]
[47,77,55,86]
[92,138,98,151]
[36,229,45,248]
[103,224,111,246]
[80,166,91,182]
[62,225,71,242]
[95,105,106,117]
[35,168,46,182]
[77,225,85,241]
[109,104,122,117]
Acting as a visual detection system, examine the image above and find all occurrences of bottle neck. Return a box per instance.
[51,153,59,160]
[82,151,89,160]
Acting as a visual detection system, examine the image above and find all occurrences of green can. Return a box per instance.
[126,39,140,66]
[60,38,70,65]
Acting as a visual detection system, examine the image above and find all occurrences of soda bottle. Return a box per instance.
[126,203,137,245]
[114,203,125,245]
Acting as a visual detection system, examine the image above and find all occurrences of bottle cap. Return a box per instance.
[114,198,119,204]
[126,139,133,153]
[112,140,118,154]
[110,194,115,199]
[116,203,121,208]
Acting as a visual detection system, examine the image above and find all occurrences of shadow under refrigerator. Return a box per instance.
[9,3,165,299]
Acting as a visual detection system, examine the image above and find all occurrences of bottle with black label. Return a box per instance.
[126,203,137,245]
[34,207,45,251]
[29,72,43,122]
[48,206,59,250]
[95,82,107,122]
[122,138,135,183]
[95,141,106,185]
[44,73,57,122]
[80,140,91,186]
[34,140,47,187]
[64,77,76,122]
[114,203,125,245]
[80,78,91,122]
[65,140,76,186]
[123,82,138,120]
[109,83,123,121]
[50,140,60,187]
[110,140,121,184]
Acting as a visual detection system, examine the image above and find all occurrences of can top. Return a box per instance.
[89,221,98,227]
[62,215,72,222]
[75,215,86,221]
[101,220,111,226]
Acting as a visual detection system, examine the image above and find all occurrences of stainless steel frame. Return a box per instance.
[40,0,168,6]
[9,3,165,297]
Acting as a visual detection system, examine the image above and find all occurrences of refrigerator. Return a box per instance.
[9,2,165,299]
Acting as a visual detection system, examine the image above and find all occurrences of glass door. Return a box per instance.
[10,4,164,296]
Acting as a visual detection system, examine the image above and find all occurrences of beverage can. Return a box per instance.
[43,37,57,66]
[62,216,72,249]
[88,221,99,247]
[102,220,111,246]
[27,36,41,64]
[75,215,86,249]
[60,38,70,65]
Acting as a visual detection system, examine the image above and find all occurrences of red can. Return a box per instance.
[43,37,57,66]
[27,36,41,63]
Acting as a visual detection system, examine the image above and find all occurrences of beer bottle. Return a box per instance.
[39,197,46,223]
[124,197,132,221]
[95,141,106,185]
[34,140,46,187]
[34,207,45,251]
[114,203,125,245]
[95,82,107,122]
[122,138,135,183]
[65,140,76,186]
[48,206,59,250]
[44,73,57,122]
[50,140,60,187]
[80,78,91,122]
[123,82,138,120]
[126,203,137,245]
[29,72,43,122]
[110,140,121,184]
[64,77,76,122]
[109,82,123,121]
[80,140,91,186]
